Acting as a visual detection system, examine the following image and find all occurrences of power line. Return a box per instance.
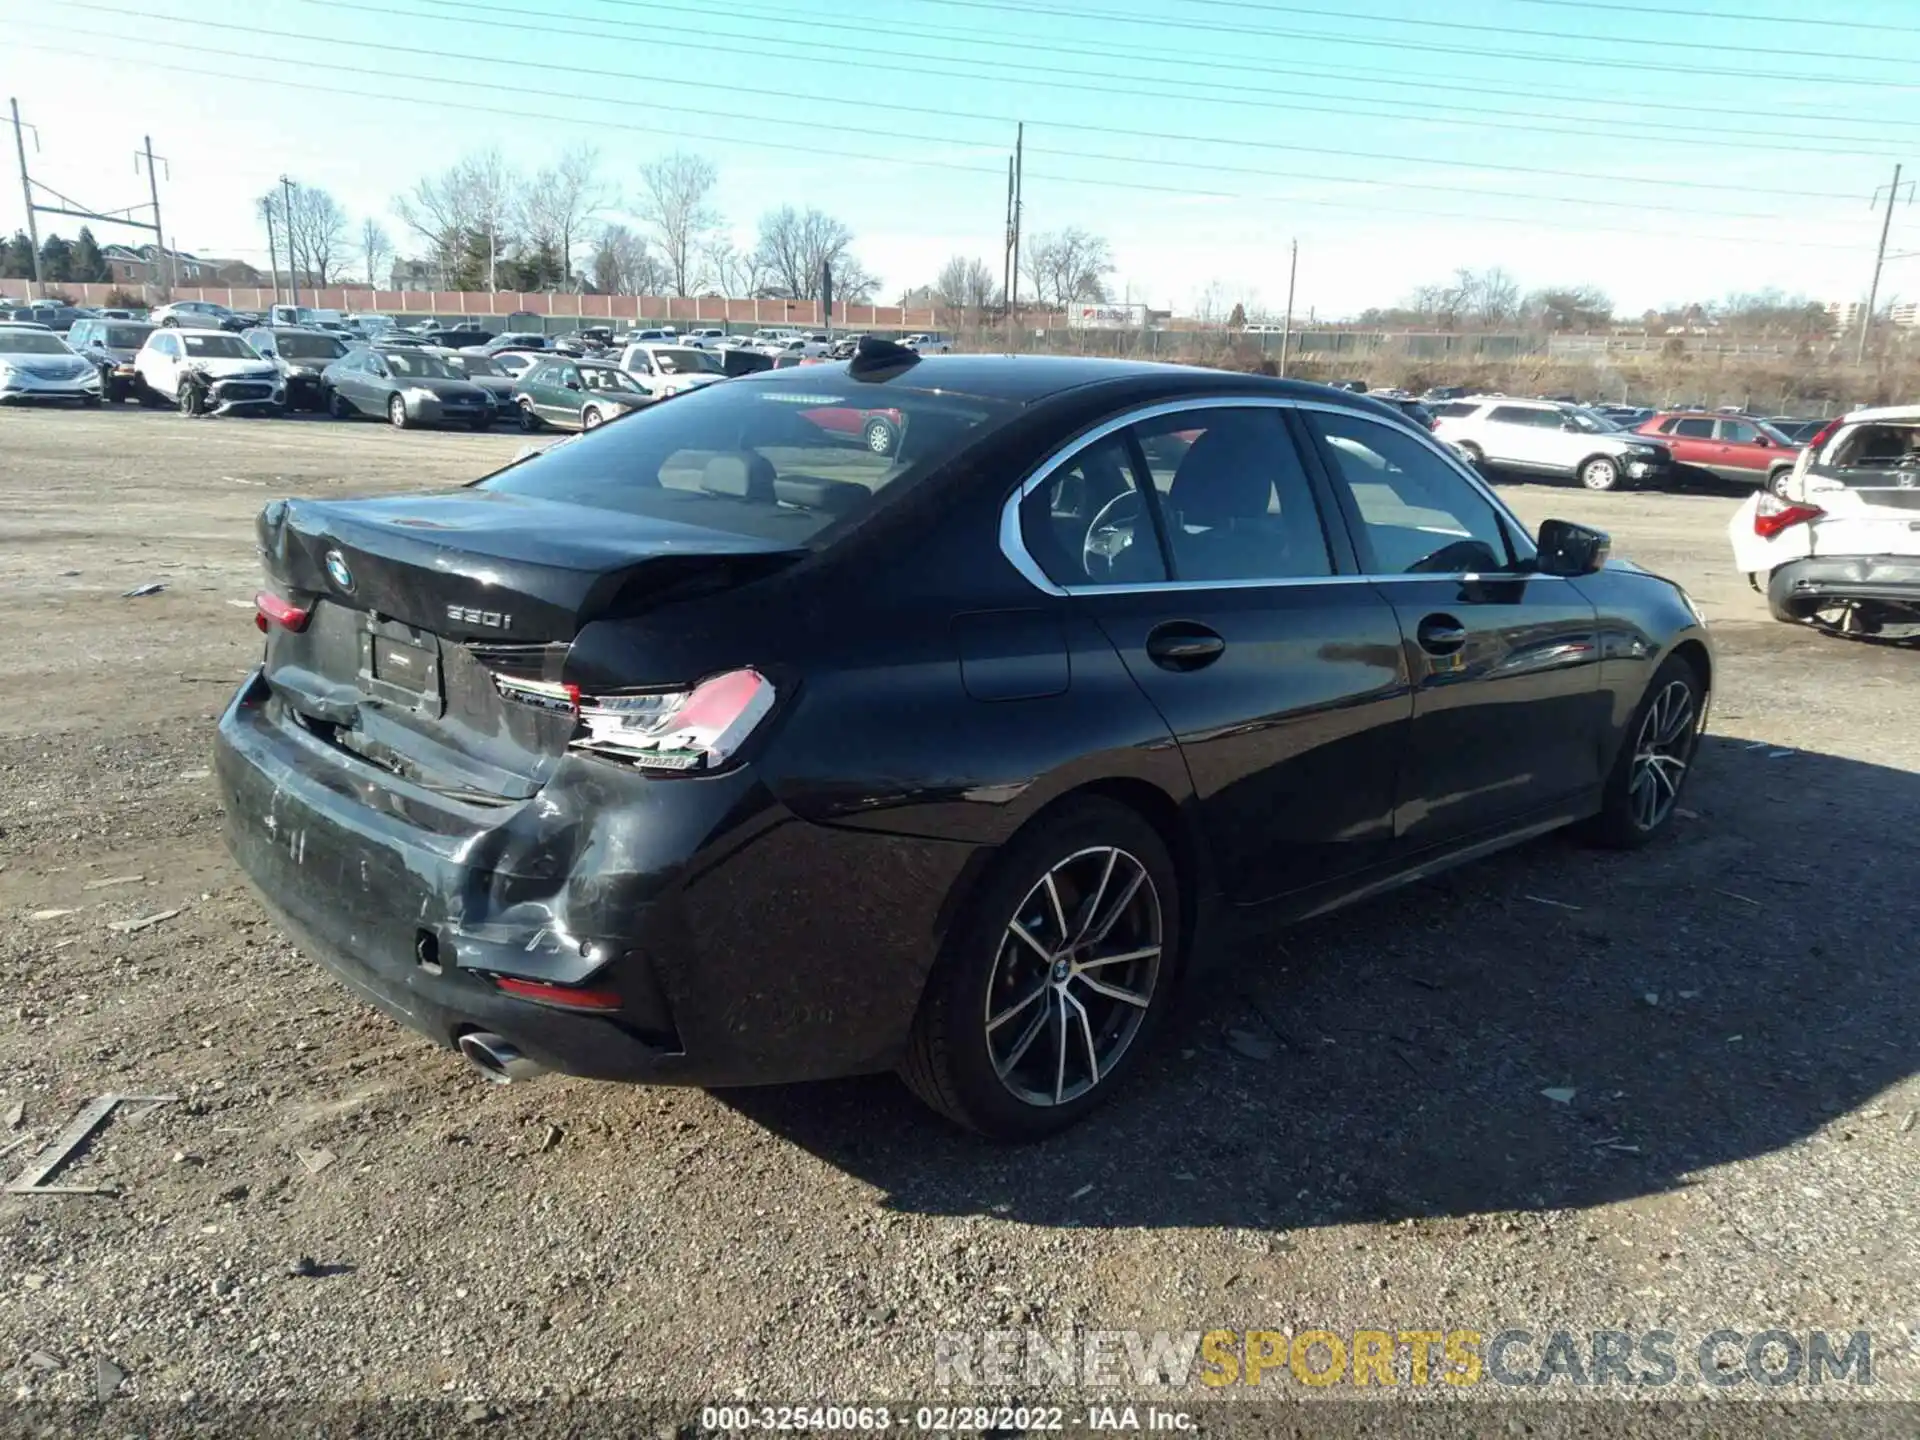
[13,34,1874,255]
[1046,0,1905,65]
[862,0,1920,90]
[448,0,1915,156]
[1514,0,1916,31]
[57,2,1880,207]
[576,0,1920,136]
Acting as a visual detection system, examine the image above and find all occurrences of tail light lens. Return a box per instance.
[493,976,623,1012]
[1802,418,1842,456]
[570,668,776,772]
[1753,494,1823,539]
[254,590,310,632]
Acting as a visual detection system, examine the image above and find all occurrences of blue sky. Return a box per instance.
[4,0,1916,317]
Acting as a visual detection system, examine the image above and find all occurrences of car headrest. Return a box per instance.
[1168,422,1275,526]
[701,451,778,502]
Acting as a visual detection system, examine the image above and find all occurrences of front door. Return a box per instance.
[1300,408,1607,851]
[1481,404,1563,471]
[1017,404,1411,905]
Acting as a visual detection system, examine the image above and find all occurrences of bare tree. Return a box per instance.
[1474,266,1522,328]
[754,205,866,302]
[636,151,719,297]
[590,223,664,296]
[704,236,770,299]
[359,218,393,289]
[517,145,606,290]
[934,254,997,314]
[286,185,348,286]
[1524,284,1613,333]
[393,149,517,290]
[1022,227,1114,309]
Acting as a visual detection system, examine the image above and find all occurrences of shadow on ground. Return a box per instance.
[723,735,1918,1230]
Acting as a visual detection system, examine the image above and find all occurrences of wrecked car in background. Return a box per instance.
[132,328,284,416]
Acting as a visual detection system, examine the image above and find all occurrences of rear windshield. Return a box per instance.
[1827,422,1920,472]
[476,377,1015,544]
[447,353,504,377]
[384,350,457,379]
[106,325,154,348]
[279,332,347,360]
[651,347,721,375]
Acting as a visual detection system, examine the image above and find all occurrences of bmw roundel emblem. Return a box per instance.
[324,550,354,592]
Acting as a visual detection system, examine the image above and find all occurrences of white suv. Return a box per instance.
[1431,397,1672,491]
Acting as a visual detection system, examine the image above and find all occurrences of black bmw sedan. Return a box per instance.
[215,343,1711,1139]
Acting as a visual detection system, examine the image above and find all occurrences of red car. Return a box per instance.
[801,404,903,456]
[1635,411,1800,495]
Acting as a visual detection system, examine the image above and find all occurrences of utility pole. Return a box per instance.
[10,99,42,287]
[1859,163,1907,366]
[280,174,300,308]
[1278,238,1298,377]
[1001,154,1014,326]
[1008,122,1024,342]
[139,136,172,292]
[263,202,281,305]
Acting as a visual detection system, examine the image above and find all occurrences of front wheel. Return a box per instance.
[1580,456,1622,491]
[518,400,543,432]
[1578,653,1703,849]
[863,416,897,455]
[388,394,411,429]
[900,798,1180,1140]
[328,390,354,420]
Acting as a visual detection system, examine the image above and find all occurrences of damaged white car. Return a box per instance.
[1728,404,1920,637]
[132,327,284,416]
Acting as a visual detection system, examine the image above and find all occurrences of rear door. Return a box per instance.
[1301,408,1607,851]
[1016,401,1411,903]
[1665,416,1718,470]
[1482,405,1558,469]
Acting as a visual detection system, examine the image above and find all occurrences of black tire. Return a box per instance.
[1579,455,1623,492]
[1768,468,1795,499]
[82,393,102,408]
[900,797,1182,1140]
[388,393,411,429]
[863,416,897,455]
[1577,652,1704,850]
[1454,441,1484,468]
[327,390,353,420]
[177,385,199,417]
[161,316,178,328]
[582,405,603,430]
[518,400,543,433]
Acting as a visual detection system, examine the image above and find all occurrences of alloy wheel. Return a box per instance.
[583,406,603,430]
[1582,458,1619,491]
[1628,679,1696,830]
[984,846,1162,1107]
[865,419,893,454]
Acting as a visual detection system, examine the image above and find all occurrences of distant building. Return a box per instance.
[1826,299,1866,330]
[101,243,261,287]
[389,259,437,291]
[1888,300,1920,329]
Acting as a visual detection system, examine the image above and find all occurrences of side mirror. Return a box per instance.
[1534,519,1610,577]
[1561,418,1581,431]
[1752,435,1771,447]
[563,375,582,391]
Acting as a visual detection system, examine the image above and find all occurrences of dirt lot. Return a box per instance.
[0,406,1915,1431]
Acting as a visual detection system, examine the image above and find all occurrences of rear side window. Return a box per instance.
[1020,434,1166,587]
[1488,405,1557,427]
[1134,408,1332,583]
[1305,411,1514,576]
[1432,402,1479,418]
[478,378,1014,545]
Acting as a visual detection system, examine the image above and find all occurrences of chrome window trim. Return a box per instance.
[998,393,1548,598]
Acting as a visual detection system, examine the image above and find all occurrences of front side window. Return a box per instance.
[1137,408,1333,583]
[1305,411,1514,576]
[1717,419,1758,443]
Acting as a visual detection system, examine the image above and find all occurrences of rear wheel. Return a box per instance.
[1580,455,1622,491]
[863,416,897,455]
[582,405,604,430]
[1455,440,1484,467]
[388,393,411,429]
[901,798,1180,1139]
[1768,467,1795,498]
[1579,653,1703,849]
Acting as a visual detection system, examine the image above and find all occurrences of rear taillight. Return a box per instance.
[1803,417,1842,456]
[493,976,623,1011]
[254,590,310,632]
[572,668,776,773]
[1753,495,1823,539]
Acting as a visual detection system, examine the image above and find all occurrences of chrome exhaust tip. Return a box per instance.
[457,1031,545,1084]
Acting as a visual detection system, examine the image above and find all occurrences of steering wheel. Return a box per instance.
[1082,490,1144,581]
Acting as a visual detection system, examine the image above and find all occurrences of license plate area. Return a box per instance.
[357,615,444,718]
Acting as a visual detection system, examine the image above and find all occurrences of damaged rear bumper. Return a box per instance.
[212,669,973,1087]
[1769,554,1920,617]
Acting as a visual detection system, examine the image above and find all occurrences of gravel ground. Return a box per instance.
[0,405,1915,1435]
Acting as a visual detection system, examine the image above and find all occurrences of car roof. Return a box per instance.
[1836,404,1920,423]
[0,320,54,331]
[738,353,1413,409]
[169,327,242,337]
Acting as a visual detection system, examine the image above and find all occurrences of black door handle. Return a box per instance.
[1416,614,1469,655]
[1145,622,1226,672]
